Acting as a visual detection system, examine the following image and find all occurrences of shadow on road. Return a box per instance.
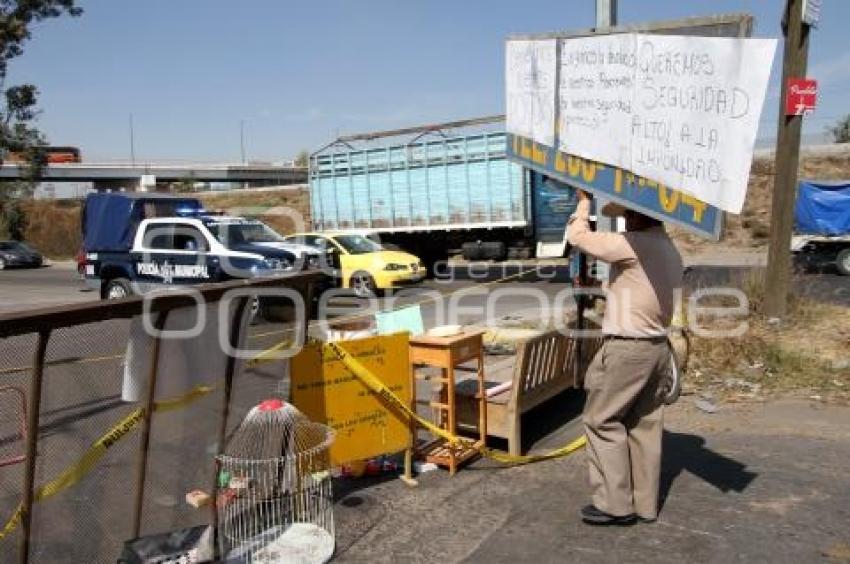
[39,395,125,439]
[660,430,758,511]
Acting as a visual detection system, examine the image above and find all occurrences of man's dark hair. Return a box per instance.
[624,210,663,231]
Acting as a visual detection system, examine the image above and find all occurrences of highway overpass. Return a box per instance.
[0,162,307,189]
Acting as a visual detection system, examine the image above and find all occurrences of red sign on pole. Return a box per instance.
[786,78,817,116]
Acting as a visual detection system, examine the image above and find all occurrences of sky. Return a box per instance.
[8,0,850,163]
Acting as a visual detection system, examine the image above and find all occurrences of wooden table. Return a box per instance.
[409,331,486,475]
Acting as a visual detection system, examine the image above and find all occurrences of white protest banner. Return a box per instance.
[506,39,557,147]
[557,33,776,213]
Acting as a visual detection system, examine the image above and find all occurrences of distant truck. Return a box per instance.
[6,146,81,164]
[82,192,323,299]
[791,180,850,276]
[309,118,577,268]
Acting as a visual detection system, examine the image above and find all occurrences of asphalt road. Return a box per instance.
[0,261,846,562]
[1,260,847,317]
[0,262,96,314]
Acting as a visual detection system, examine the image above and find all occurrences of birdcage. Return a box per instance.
[217,399,335,563]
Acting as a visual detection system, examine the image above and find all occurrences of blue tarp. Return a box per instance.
[82,193,202,252]
[795,181,850,236]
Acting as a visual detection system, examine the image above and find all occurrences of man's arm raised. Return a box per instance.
[566,191,635,264]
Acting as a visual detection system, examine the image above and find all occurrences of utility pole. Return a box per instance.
[595,0,617,28]
[129,113,136,167]
[593,0,617,278]
[764,0,811,319]
[574,0,619,349]
[240,120,246,164]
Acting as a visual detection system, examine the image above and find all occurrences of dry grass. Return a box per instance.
[14,147,850,257]
[19,200,82,258]
[670,146,850,255]
[198,187,313,235]
[13,187,313,257]
[687,271,850,399]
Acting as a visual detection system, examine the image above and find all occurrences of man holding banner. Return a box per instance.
[567,190,683,526]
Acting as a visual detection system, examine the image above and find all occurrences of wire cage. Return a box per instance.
[217,399,335,563]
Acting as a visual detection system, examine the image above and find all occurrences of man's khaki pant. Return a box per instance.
[583,337,669,519]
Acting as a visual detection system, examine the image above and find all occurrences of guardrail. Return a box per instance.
[0,272,322,563]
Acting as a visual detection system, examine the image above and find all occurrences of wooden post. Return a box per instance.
[574,251,589,380]
[131,311,169,539]
[476,343,487,455]
[765,0,811,319]
[301,279,314,346]
[400,347,418,487]
[595,0,617,29]
[19,330,50,564]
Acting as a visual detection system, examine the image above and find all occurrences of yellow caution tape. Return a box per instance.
[246,339,293,367]
[324,341,587,465]
[1,333,321,538]
[248,265,546,367]
[0,506,20,542]
[324,340,463,446]
[1,264,545,374]
[1,264,570,539]
[0,384,213,541]
[481,436,587,465]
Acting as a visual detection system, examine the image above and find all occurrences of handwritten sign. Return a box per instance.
[506,33,776,214]
[559,34,775,213]
[506,39,557,147]
[508,133,722,239]
[291,334,412,465]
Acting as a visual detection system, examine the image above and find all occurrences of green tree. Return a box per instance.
[0,0,82,198]
[0,197,25,238]
[827,114,850,144]
[294,149,309,167]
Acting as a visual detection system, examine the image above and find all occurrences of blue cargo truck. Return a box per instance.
[309,117,577,268]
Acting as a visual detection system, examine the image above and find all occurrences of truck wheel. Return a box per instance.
[481,241,506,261]
[837,248,850,276]
[350,271,378,298]
[507,246,532,260]
[104,277,132,300]
[461,242,482,261]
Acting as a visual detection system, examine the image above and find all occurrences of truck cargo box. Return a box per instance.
[310,131,527,232]
[82,192,203,252]
[795,181,850,236]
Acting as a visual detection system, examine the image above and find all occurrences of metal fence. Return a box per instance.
[0,272,321,563]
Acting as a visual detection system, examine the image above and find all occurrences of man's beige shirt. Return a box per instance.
[567,199,683,337]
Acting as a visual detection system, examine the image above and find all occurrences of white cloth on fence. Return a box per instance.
[122,302,249,403]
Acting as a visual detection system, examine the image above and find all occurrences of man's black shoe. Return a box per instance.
[580,504,637,526]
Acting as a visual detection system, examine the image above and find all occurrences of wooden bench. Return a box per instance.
[454,328,602,455]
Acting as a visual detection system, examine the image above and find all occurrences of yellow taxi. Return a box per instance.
[283,232,424,297]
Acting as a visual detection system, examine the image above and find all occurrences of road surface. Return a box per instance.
[0,260,846,562]
[1,260,847,317]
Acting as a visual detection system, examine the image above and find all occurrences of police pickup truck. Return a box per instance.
[82,192,325,299]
